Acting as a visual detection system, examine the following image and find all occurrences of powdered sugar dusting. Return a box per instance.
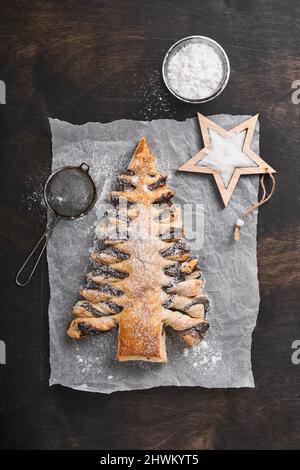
[138,68,177,120]
[185,339,222,371]
[23,181,46,215]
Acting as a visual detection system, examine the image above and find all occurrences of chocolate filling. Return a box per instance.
[153,191,174,205]
[110,195,135,208]
[156,214,175,226]
[77,322,101,336]
[160,227,183,241]
[122,169,135,176]
[162,296,173,308]
[102,300,123,314]
[93,265,129,279]
[95,245,130,261]
[123,182,136,191]
[164,263,185,279]
[110,195,119,207]
[85,282,123,297]
[118,176,136,191]
[186,296,209,313]
[183,322,209,335]
[162,280,178,292]
[160,239,188,257]
[147,176,167,191]
[80,302,105,317]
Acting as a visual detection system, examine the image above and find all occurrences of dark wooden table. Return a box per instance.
[1,0,300,450]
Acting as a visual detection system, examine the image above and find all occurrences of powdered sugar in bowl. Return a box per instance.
[162,36,230,103]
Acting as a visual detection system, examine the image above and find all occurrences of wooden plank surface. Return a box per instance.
[0,0,300,450]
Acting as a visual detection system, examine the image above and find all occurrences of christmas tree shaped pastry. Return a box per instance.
[67,138,209,362]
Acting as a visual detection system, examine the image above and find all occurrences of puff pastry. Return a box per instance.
[67,138,209,362]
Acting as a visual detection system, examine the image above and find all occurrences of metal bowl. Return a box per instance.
[162,35,230,104]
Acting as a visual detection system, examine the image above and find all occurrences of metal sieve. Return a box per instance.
[16,163,96,287]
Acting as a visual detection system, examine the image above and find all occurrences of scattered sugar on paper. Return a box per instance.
[184,339,222,371]
[91,150,131,181]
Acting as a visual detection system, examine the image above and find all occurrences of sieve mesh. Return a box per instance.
[45,167,96,218]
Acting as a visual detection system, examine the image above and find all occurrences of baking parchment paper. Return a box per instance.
[48,115,260,392]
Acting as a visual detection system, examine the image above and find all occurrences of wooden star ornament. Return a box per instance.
[178,113,276,206]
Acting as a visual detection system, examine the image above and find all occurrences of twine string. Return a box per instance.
[234,169,276,241]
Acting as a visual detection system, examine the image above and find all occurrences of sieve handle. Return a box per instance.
[15,215,61,287]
